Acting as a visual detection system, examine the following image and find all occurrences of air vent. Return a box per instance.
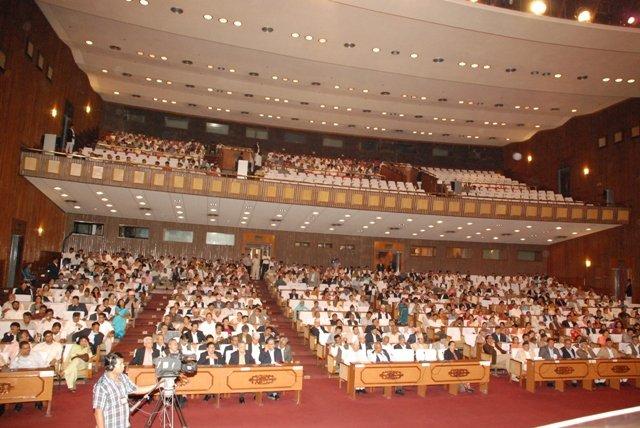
[380,91,390,95]
[241,111,250,115]
[139,207,151,211]
[291,118,299,121]
[555,235,567,239]
[445,230,456,234]
[362,109,371,113]
[131,94,141,98]
[188,103,197,107]
[122,72,132,77]
[244,93,253,97]
[185,84,195,88]
[182,60,193,65]
[330,223,343,227]
[269,218,282,222]
[389,227,401,231]
[347,124,355,128]
[501,233,512,236]
[300,101,309,105]
[414,115,423,119]
[207,213,219,218]
[249,72,259,76]
[311,81,321,86]
[64,199,77,203]
[109,45,121,51]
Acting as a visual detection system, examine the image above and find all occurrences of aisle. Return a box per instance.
[254,280,325,378]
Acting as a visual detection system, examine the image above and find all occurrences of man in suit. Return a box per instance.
[72,322,104,354]
[483,335,508,370]
[576,339,597,359]
[369,342,405,395]
[491,326,509,343]
[309,319,329,339]
[1,322,20,343]
[628,335,640,357]
[597,338,621,359]
[364,326,382,347]
[259,338,283,400]
[278,337,293,363]
[222,336,240,363]
[228,342,255,403]
[183,322,205,345]
[67,296,88,317]
[131,336,159,365]
[197,342,223,366]
[538,338,562,360]
[560,338,577,359]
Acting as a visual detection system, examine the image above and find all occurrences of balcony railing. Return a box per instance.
[19,150,629,225]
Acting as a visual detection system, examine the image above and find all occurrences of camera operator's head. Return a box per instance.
[104,352,125,375]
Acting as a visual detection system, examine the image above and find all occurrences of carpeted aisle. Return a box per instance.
[3,283,640,428]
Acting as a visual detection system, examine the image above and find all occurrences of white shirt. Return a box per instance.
[33,341,63,364]
[10,352,46,369]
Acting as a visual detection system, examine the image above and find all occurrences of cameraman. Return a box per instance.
[93,352,159,428]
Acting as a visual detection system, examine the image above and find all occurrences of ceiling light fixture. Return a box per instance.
[529,0,547,15]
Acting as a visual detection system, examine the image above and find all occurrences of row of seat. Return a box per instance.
[262,171,423,193]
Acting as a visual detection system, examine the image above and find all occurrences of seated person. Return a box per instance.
[131,336,160,365]
[538,338,561,360]
[63,336,93,392]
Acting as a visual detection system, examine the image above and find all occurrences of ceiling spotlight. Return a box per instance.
[233,20,242,27]
[554,73,562,78]
[85,40,94,45]
[628,16,636,25]
[602,77,610,82]
[291,32,300,38]
[577,9,592,23]
[110,209,117,213]
[144,212,151,216]
[458,61,466,66]
[529,0,547,16]
[218,18,228,23]
[203,14,213,20]
[410,53,418,59]
[139,0,148,5]
[318,38,327,43]
[304,35,313,41]
[372,47,380,53]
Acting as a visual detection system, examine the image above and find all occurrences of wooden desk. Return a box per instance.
[127,364,303,406]
[525,358,640,393]
[0,369,54,416]
[346,360,490,399]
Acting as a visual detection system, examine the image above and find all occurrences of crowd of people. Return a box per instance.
[78,131,222,174]
[264,152,381,178]
[268,264,639,389]
[0,248,147,404]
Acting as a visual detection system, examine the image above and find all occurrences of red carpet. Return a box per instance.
[3,284,639,428]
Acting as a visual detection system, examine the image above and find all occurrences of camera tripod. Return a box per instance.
[131,378,188,428]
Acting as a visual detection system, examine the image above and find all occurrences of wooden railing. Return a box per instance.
[20,151,630,224]
[127,364,303,406]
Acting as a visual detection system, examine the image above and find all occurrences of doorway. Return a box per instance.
[373,241,405,272]
[558,166,571,197]
[7,220,26,289]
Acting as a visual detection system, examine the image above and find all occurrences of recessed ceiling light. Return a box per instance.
[483,65,491,69]
[410,53,418,59]
[218,18,228,23]
[586,228,592,231]
[110,209,117,213]
[344,214,351,218]
[96,191,104,195]
[300,225,306,229]
[101,69,108,73]
[628,79,635,83]
[139,0,148,5]
[615,78,623,83]
[291,32,299,38]
[554,73,562,78]
[60,193,68,197]
[73,205,81,209]
[475,232,481,235]
[458,61,466,66]
[407,218,413,222]
[547,238,553,242]
[318,38,327,43]
[304,35,313,41]
[436,220,443,224]
[54,187,61,191]
[602,77,610,82]
[243,211,250,215]
[526,225,532,229]
[85,40,93,45]
[139,202,146,206]
[520,238,526,241]
[439,234,445,237]
[233,20,242,27]
[384,231,390,235]
[571,108,578,113]
[372,47,380,53]
[113,91,120,95]
[203,14,213,20]
[101,198,108,202]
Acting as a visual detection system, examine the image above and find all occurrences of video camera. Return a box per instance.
[153,354,197,379]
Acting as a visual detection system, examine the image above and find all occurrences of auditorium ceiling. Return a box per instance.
[38,0,640,146]
[27,177,619,246]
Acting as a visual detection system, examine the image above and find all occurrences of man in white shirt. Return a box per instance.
[33,330,63,367]
[10,341,47,369]
[511,341,533,381]
[62,312,86,341]
[3,301,23,319]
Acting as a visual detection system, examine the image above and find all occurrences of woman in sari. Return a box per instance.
[112,299,130,339]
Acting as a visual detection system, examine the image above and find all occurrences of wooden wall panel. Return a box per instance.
[65,214,547,275]
[0,0,103,284]
[503,98,640,299]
